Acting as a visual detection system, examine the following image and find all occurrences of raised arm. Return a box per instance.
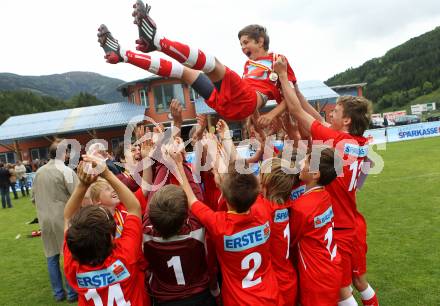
[167,138,198,207]
[64,162,97,231]
[83,155,141,218]
[170,98,183,138]
[273,56,315,133]
[294,83,326,124]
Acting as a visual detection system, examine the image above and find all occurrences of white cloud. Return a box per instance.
[0,0,439,83]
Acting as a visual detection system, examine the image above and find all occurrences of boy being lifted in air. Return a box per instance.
[98,0,296,125]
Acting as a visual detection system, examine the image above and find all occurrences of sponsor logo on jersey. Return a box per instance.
[274,208,289,223]
[343,143,368,158]
[76,260,130,289]
[224,222,270,252]
[291,185,306,200]
[314,206,334,228]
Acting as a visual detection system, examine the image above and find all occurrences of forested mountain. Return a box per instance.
[0,71,125,102]
[0,91,105,124]
[326,26,440,111]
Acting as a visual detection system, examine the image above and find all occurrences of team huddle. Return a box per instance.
[61,1,379,305]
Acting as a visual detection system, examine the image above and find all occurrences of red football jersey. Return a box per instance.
[242,53,296,104]
[290,187,341,306]
[114,188,148,238]
[64,215,149,306]
[311,120,368,229]
[262,196,297,306]
[191,199,279,306]
[200,170,222,211]
[142,213,211,302]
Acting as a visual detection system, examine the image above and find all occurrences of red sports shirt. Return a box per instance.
[242,53,296,104]
[64,215,149,306]
[290,187,341,306]
[311,120,368,229]
[191,198,279,306]
[113,188,148,238]
[262,196,297,306]
[142,213,211,302]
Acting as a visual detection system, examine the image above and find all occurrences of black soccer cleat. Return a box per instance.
[132,0,157,53]
[97,24,124,63]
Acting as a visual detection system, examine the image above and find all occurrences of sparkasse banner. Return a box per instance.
[386,121,440,142]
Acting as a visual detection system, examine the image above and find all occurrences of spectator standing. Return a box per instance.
[0,163,12,208]
[33,140,79,302]
[7,164,18,199]
[15,160,29,197]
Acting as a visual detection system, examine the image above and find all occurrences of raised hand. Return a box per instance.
[170,99,183,123]
[82,154,108,176]
[76,161,98,186]
[273,54,288,77]
[216,119,231,140]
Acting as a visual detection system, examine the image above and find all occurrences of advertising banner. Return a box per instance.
[387,121,440,142]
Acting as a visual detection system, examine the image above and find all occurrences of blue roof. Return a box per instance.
[0,102,146,141]
[194,80,339,115]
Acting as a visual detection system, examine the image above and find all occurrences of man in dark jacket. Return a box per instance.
[0,163,12,208]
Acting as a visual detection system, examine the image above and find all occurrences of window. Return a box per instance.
[153,84,185,113]
[130,92,137,104]
[30,147,48,161]
[140,89,149,108]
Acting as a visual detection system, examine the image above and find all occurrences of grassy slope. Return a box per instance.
[357,137,440,305]
[0,137,439,305]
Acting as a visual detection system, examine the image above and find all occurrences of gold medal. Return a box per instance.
[269,72,278,82]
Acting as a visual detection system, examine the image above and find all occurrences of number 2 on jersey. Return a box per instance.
[241,252,262,288]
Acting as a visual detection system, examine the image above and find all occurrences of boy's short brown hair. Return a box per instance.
[337,96,372,136]
[149,185,188,239]
[221,167,260,213]
[238,24,270,51]
[310,148,340,186]
[66,205,116,266]
[260,158,298,204]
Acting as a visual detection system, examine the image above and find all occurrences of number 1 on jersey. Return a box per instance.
[167,256,186,285]
[348,160,364,191]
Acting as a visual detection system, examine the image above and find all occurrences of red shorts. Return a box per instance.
[352,214,368,277]
[205,66,257,121]
[334,228,355,287]
[300,285,340,306]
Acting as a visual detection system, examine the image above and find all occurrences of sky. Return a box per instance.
[1,0,440,83]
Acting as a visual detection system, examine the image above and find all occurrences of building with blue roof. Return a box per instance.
[0,102,146,163]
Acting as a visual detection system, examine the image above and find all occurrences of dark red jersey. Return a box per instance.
[143,213,210,302]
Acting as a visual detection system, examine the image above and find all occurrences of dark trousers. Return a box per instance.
[153,289,216,306]
[0,185,12,208]
[10,182,18,199]
[19,178,29,196]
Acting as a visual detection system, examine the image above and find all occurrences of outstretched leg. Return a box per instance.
[132,0,225,82]
[98,25,257,121]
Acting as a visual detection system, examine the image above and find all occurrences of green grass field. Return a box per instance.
[0,137,439,305]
